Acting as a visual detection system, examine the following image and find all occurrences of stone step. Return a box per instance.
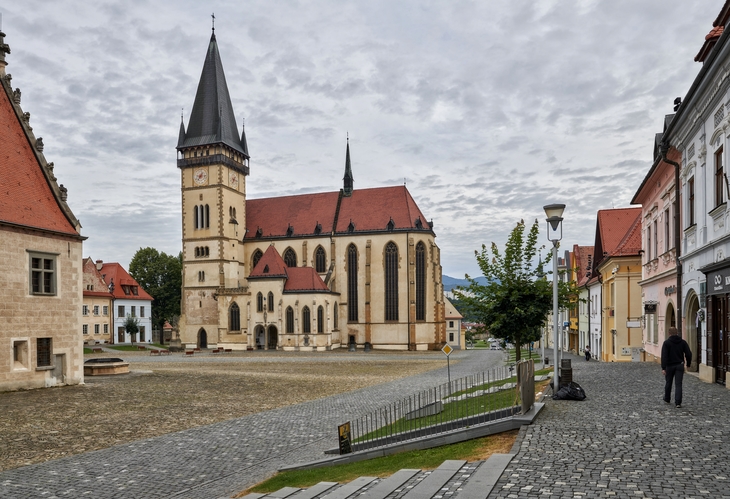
[454,454,513,499]
[402,460,466,499]
[291,481,339,499]
[321,476,377,499]
[268,487,302,498]
[359,468,421,499]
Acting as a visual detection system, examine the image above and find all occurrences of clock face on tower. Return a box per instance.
[229,171,239,189]
[193,168,208,185]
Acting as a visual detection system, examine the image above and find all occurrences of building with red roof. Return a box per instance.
[0,31,86,391]
[81,258,115,344]
[176,30,445,351]
[99,262,154,344]
[591,208,642,362]
[569,245,594,354]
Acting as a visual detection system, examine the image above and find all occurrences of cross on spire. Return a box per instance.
[212,13,215,32]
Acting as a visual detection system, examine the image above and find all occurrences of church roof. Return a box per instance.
[245,185,432,239]
[100,263,154,301]
[178,31,247,156]
[0,32,82,237]
[248,245,333,293]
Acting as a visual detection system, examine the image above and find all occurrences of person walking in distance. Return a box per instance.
[584,345,591,361]
[661,327,692,408]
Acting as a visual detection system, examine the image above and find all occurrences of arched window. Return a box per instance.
[204,204,210,228]
[333,303,338,330]
[230,302,240,331]
[283,248,297,267]
[195,247,200,257]
[385,242,399,321]
[267,291,274,312]
[252,249,264,270]
[194,206,199,229]
[286,306,294,333]
[315,246,326,273]
[256,292,263,312]
[347,244,358,322]
[416,241,426,321]
[302,306,311,334]
[317,306,324,333]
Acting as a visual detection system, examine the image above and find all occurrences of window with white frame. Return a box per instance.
[103,305,108,316]
[82,305,89,316]
[94,324,100,335]
[93,305,99,316]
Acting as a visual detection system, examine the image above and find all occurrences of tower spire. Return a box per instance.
[343,134,353,197]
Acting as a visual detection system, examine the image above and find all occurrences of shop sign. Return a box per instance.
[707,266,730,295]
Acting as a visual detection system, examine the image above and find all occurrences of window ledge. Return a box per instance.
[709,203,727,219]
[36,365,54,371]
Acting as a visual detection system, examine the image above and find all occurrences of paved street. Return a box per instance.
[0,349,502,499]
[488,354,730,499]
[3,350,729,499]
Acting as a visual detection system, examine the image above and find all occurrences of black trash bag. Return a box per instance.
[552,381,587,401]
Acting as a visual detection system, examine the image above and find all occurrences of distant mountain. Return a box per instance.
[443,275,489,292]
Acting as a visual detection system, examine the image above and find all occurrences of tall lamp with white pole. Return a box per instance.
[544,203,565,392]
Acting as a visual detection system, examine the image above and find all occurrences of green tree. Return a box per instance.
[455,219,577,361]
[124,315,140,343]
[129,247,182,332]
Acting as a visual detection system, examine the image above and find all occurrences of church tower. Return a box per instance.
[177,28,249,348]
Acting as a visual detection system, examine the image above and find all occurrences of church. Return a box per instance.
[176,29,446,351]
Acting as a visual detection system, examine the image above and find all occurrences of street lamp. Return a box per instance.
[544,203,565,392]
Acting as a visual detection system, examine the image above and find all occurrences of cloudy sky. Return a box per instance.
[1,0,716,277]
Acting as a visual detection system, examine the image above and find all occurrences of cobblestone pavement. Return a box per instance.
[0,349,503,499]
[486,354,730,499]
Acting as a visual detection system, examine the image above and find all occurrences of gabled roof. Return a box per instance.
[444,297,463,320]
[82,257,114,298]
[0,32,82,237]
[592,208,642,270]
[100,262,153,301]
[249,245,288,278]
[631,143,680,205]
[249,245,333,293]
[178,31,247,156]
[572,245,595,287]
[245,185,432,239]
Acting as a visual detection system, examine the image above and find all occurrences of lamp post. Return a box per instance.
[544,203,565,391]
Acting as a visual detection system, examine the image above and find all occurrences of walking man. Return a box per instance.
[661,327,692,408]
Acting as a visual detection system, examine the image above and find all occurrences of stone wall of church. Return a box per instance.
[0,226,84,392]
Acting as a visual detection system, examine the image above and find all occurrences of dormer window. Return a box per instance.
[263,264,269,274]
[287,225,294,237]
[348,220,355,232]
[314,222,322,235]
[387,218,395,231]
[256,227,263,238]
[415,217,423,229]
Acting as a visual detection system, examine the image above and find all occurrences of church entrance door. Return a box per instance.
[267,325,278,350]
[198,328,208,349]
[255,326,265,349]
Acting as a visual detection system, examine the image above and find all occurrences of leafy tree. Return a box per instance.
[455,219,577,361]
[124,315,140,343]
[129,247,182,332]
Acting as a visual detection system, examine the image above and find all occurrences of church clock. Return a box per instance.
[193,168,208,185]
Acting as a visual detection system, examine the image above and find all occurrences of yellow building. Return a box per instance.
[177,31,445,351]
[593,208,643,361]
[0,31,85,391]
[81,258,114,344]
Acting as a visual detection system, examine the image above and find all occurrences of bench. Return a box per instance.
[136,345,147,351]
[185,350,195,355]
[212,348,222,354]
[150,349,161,356]
[224,348,232,353]
[92,347,103,353]
[160,349,170,355]
[193,347,201,352]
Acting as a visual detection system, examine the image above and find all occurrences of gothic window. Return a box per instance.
[688,177,695,227]
[205,204,210,228]
[252,249,264,270]
[315,246,326,273]
[230,302,240,331]
[257,292,263,312]
[283,248,297,267]
[384,242,399,321]
[194,204,210,229]
[333,303,339,330]
[716,147,724,208]
[302,306,311,334]
[286,306,294,333]
[317,306,324,333]
[267,291,274,312]
[347,244,358,322]
[416,241,426,321]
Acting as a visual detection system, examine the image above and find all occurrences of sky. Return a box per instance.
[0,0,717,278]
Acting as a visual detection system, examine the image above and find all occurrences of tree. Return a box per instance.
[129,247,182,332]
[455,219,577,361]
[124,315,140,343]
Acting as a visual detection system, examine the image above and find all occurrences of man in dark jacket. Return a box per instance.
[661,327,692,408]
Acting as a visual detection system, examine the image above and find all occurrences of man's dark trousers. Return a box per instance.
[664,363,685,405]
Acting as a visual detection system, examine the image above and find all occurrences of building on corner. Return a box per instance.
[81,258,114,345]
[100,262,154,344]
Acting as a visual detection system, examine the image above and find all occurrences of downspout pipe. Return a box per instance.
[660,141,682,336]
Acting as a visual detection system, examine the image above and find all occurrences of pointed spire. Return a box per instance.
[343,134,353,197]
[240,118,249,158]
[177,110,186,147]
[179,30,245,156]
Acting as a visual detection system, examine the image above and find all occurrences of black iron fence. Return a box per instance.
[346,360,535,453]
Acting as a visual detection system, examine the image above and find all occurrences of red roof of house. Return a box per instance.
[249,245,332,293]
[0,75,80,236]
[245,186,431,239]
[695,25,725,62]
[593,208,641,269]
[99,262,153,301]
[82,257,114,298]
[572,245,595,287]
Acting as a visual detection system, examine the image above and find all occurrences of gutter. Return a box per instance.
[660,142,683,336]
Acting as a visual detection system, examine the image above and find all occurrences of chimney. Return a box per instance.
[96,260,103,271]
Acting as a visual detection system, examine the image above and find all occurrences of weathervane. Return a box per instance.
[212,13,216,32]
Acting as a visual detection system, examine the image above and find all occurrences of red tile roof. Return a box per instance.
[0,77,80,236]
[245,186,431,239]
[593,208,641,269]
[572,245,595,287]
[249,245,333,292]
[695,25,724,62]
[82,257,114,298]
[100,262,154,301]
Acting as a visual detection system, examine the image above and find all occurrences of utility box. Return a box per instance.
[560,358,572,387]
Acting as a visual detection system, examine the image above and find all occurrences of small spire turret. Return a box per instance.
[343,134,353,197]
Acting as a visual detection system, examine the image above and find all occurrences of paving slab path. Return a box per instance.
[0,349,504,499]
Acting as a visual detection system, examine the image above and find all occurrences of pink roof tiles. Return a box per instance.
[593,208,642,269]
